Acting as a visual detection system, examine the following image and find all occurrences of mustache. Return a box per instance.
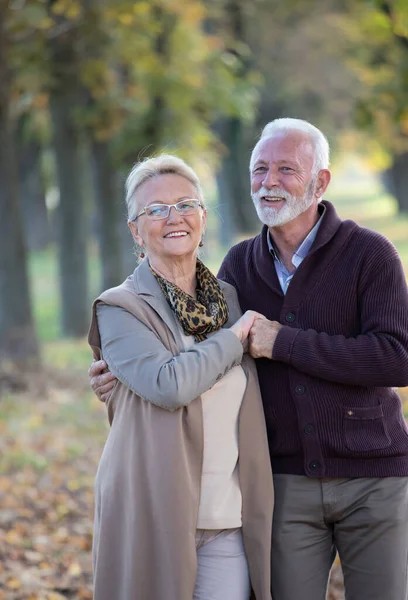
[251,186,293,203]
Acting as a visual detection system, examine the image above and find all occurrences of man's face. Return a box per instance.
[250,131,317,227]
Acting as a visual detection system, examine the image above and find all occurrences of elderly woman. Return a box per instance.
[88,155,273,600]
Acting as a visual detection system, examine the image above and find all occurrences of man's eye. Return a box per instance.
[254,166,266,173]
[280,167,293,172]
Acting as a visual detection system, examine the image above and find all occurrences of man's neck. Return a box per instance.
[269,205,320,271]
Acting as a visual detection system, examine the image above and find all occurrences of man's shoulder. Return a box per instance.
[218,231,263,283]
[223,231,262,261]
[346,222,400,261]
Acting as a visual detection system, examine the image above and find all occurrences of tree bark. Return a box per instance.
[215,117,258,243]
[0,9,40,369]
[17,120,50,251]
[90,139,123,290]
[48,24,89,337]
[115,171,137,277]
[389,152,408,213]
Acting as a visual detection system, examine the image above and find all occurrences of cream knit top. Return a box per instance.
[181,332,246,529]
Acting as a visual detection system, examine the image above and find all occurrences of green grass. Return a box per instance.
[29,245,102,343]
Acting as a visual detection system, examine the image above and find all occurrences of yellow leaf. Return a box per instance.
[68,562,82,577]
[66,3,81,19]
[26,414,43,429]
[6,577,21,590]
[6,529,21,544]
[133,3,150,17]
[118,13,133,26]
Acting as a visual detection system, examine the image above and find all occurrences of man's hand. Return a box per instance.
[230,310,266,345]
[249,319,282,359]
[88,360,117,403]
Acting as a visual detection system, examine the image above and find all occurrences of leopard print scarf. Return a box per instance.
[150,259,229,342]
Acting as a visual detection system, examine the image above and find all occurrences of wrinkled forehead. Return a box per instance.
[251,131,315,171]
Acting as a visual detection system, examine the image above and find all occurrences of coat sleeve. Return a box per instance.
[273,256,408,387]
[96,303,244,411]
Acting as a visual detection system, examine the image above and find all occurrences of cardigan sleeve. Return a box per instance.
[273,255,408,387]
[96,303,244,411]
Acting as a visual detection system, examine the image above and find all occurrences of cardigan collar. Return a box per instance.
[254,200,356,299]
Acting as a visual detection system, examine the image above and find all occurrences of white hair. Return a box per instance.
[250,118,330,174]
[125,154,205,222]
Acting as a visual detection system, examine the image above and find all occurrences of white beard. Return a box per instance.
[251,179,316,227]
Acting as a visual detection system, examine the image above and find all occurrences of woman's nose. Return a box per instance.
[166,205,183,223]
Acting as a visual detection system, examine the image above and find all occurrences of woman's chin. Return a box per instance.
[162,245,198,259]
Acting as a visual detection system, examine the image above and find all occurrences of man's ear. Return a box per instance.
[315,169,331,199]
[128,221,143,247]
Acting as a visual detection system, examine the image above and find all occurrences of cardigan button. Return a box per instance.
[309,460,320,471]
[304,424,315,435]
[295,384,306,395]
[285,312,295,323]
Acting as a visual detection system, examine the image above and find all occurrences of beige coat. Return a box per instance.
[88,260,274,600]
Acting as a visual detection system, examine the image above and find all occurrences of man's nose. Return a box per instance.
[262,168,279,189]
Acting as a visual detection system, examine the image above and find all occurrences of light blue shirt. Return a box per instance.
[267,205,326,294]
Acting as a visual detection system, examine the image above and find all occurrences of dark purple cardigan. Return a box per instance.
[218,201,408,477]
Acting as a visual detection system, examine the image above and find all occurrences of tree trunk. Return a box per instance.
[90,139,123,290]
[17,123,50,251]
[0,10,40,369]
[389,152,408,213]
[48,27,89,337]
[215,117,259,243]
[211,0,259,243]
[115,172,137,276]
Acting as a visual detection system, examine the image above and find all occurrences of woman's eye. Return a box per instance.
[149,206,166,217]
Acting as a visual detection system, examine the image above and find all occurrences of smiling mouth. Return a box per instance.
[262,196,284,203]
[164,231,189,238]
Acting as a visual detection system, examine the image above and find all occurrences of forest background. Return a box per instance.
[1,0,408,598]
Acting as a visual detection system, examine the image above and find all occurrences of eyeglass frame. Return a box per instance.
[132,198,204,221]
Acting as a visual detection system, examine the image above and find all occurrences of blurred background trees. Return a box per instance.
[1,0,407,370]
[1,3,408,597]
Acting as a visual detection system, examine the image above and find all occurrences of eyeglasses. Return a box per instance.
[133,198,204,221]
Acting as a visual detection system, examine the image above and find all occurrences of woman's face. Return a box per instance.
[129,173,206,264]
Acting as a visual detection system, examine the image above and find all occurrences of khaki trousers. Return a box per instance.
[271,474,408,600]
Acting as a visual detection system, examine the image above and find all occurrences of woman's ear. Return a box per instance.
[128,221,143,248]
[201,208,207,236]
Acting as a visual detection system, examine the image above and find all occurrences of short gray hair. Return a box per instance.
[125,154,205,222]
[250,118,330,174]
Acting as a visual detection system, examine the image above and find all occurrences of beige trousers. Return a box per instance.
[272,474,408,600]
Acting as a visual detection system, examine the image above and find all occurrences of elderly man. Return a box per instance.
[90,118,408,599]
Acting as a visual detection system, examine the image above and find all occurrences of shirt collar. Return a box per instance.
[267,203,326,264]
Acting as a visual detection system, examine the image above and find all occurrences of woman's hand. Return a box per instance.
[88,360,117,403]
[229,310,266,348]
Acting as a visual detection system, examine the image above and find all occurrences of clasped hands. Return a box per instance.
[89,311,282,404]
[230,310,282,360]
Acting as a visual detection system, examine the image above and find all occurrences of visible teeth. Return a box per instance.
[165,232,188,238]
[263,197,282,202]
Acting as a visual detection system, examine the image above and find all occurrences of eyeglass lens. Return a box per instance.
[145,199,201,220]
